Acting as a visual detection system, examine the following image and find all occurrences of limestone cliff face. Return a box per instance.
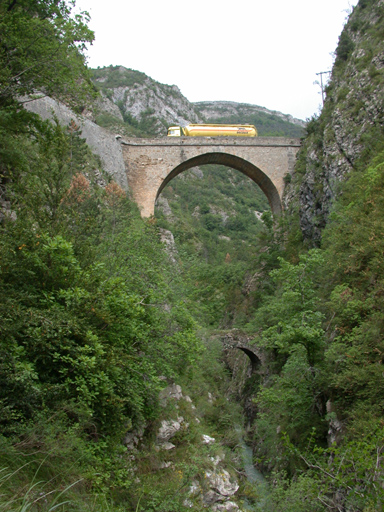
[92,66,203,135]
[24,95,128,189]
[95,92,124,122]
[110,81,203,132]
[286,0,384,243]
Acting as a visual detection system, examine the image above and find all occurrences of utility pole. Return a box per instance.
[316,71,331,106]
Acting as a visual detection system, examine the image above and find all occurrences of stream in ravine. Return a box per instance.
[237,431,269,510]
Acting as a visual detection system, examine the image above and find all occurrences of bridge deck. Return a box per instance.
[120,136,301,148]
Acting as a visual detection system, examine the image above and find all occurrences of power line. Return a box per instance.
[316,71,331,106]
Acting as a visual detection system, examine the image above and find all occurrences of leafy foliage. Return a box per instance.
[2,1,384,511]
[0,80,206,509]
[253,251,326,367]
[322,151,384,429]
[155,164,273,327]
[0,121,204,437]
[246,148,384,511]
[0,0,95,109]
[335,29,355,65]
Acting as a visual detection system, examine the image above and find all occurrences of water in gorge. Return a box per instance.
[236,428,269,510]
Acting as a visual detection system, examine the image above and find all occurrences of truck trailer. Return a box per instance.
[167,124,257,137]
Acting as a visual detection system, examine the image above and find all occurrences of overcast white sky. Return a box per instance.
[77,0,358,121]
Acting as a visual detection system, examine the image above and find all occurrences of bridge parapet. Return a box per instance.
[120,136,301,147]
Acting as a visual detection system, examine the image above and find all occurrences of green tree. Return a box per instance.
[322,152,384,430]
[0,0,95,109]
[254,250,326,368]
[248,250,327,471]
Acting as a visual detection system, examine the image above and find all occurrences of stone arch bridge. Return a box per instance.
[220,331,266,376]
[119,137,301,217]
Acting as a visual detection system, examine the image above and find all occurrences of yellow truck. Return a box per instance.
[167,124,257,137]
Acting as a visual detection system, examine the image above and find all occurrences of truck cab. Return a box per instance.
[167,126,183,136]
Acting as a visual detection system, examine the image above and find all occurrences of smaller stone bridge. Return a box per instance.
[218,330,266,377]
[120,137,301,217]
[219,331,267,422]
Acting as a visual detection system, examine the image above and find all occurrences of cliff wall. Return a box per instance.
[285,0,384,243]
[24,95,128,189]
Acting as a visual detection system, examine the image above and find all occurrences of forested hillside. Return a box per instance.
[155,165,273,329]
[1,0,384,511]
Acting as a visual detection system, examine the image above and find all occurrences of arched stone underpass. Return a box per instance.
[155,152,282,216]
[236,347,261,374]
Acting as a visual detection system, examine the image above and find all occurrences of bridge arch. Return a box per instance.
[236,347,261,374]
[155,152,282,216]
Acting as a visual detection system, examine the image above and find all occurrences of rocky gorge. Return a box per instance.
[1,0,384,510]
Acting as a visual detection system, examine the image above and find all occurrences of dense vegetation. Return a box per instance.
[155,165,273,328]
[245,150,384,512]
[0,2,255,510]
[155,154,384,511]
[2,0,384,511]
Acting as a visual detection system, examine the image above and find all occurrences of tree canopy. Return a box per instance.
[0,0,95,109]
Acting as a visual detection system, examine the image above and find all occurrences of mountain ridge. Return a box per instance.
[194,100,306,127]
[91,65,305,138]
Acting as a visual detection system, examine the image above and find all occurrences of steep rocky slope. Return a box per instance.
[286,0,384,243]
[24,95,128,188]
[91,66,203,136]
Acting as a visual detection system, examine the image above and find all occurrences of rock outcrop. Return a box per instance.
[91,66,203,135]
